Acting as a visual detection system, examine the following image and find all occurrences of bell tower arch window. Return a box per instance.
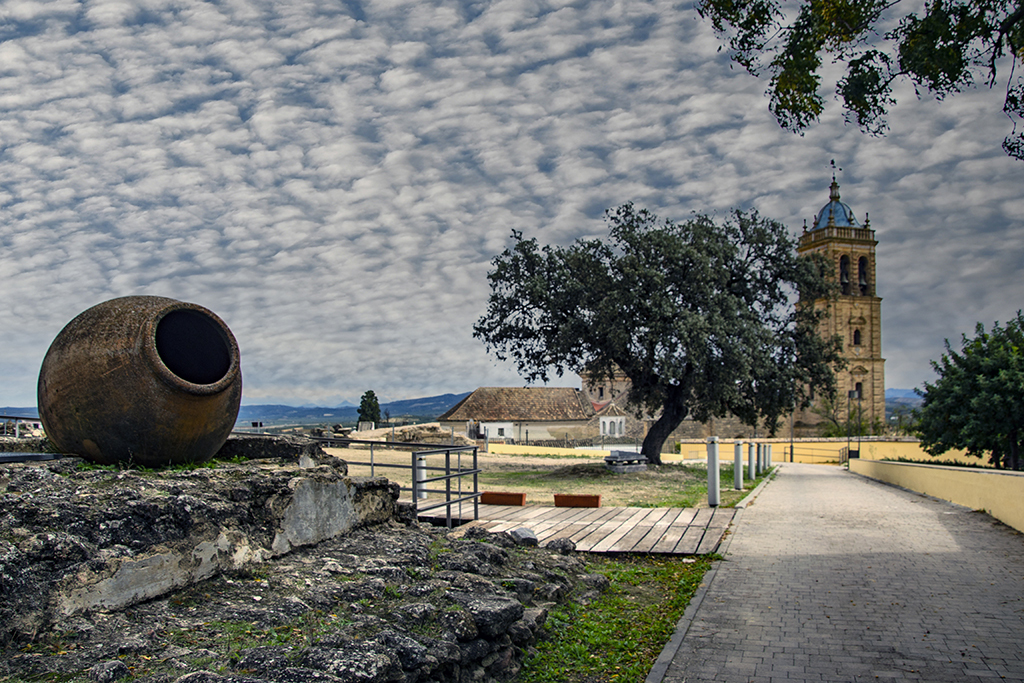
[840,255,851,295]
[858,256,869,295]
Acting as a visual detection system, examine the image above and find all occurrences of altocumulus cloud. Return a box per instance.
[1,0,1022,406]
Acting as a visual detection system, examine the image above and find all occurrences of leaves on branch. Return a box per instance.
[698,0,1024,159]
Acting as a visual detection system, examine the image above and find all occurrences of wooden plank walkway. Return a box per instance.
[430,504,735,555]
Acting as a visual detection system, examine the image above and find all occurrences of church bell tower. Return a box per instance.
[796,177,886,433]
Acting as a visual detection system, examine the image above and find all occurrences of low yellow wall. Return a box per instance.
[487,443,735,463]
[849,459,1024,533]
[676,439,848,464]
[854,441,980,464]
[487,443,610,458]
[489,439,988,468]
[674,439,985,466]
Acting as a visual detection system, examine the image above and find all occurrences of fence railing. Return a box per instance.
[311,437,480,528]
[784,444,846,464]
[838,447,861,464]
[0,415,43,438]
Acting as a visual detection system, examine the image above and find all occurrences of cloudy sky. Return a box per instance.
[2,0,1022,407]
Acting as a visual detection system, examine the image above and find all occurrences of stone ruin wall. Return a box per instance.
[0,434,605,683]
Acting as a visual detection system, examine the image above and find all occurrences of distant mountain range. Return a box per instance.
[0,407,38,418]
[2,392,471,426]
[6,388,921,425]
[885,388,923,407]
[235,392,470,425]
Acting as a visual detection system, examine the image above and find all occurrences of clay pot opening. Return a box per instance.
[154,308,234,388]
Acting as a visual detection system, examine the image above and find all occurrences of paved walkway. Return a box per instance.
[651,463,1024,682]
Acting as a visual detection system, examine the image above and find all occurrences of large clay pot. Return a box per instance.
[38,296,242,467]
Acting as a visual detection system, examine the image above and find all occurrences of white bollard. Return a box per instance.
[748,442,756,480]
[707,437,720,507]
[734,441,744,490]
[767,444,772,469]
[414,455,428,500]
[756,443,764,475]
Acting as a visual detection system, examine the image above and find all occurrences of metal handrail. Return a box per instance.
[311,437,480,527]
[410,446,480,528]
[1,415,43,439]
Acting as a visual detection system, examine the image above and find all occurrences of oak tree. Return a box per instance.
[473,203,843,464]
[916,313,1024,469]
[698,0,1024,159]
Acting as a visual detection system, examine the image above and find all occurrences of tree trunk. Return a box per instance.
[640,387,689,466]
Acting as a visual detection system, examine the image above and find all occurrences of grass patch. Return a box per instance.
[478,463,771,507]
[164,609,353,663]
[520,554,715,683]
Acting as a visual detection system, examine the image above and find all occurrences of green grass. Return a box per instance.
[163,610,353,665]
[520,554,716,683]
[479,462,771,508]
[75,458,222,473]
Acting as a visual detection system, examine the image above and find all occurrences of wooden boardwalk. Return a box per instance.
[435,504,735,555]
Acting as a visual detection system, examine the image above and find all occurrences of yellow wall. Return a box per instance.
[672,439,984,466]
[850,459,1024,533]
[487,443,611,458]
[489,439,989,469]
[854,441,980,464]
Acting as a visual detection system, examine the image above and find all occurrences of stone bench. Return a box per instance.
[604,450,648,473]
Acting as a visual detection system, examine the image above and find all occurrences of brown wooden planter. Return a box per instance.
[481,491,527,506]
[554,493,601,508]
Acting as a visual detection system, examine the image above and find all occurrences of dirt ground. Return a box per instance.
[324,446,753,508]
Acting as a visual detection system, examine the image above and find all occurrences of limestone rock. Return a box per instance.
[544,537,577,554]
[88,661,130,683]
[447,593,524,638]
[0,460,396,639]
[509,527,538,546]
[0,465,602,683]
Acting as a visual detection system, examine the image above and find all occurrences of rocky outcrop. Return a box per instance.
[0,458,397,639]
[214,435,340,468]
[1,434,610,683]
[0,435,49,452]
[0,521,606,683]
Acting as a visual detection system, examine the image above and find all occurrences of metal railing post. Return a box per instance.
[473,447,479,521]
[411,450,419,504]
[445,449,452,528]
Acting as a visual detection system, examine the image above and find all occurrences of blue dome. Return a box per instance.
[812,178,860,230]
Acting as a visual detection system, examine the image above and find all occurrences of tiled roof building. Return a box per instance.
[439,387,593,422]
[438,387,594,441]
